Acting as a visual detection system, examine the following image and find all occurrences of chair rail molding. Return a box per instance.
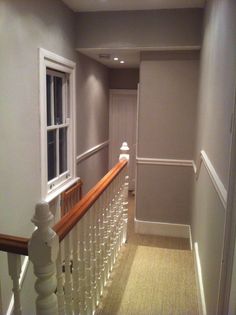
[76,140,109,164]
[136,157,194,167]
[136,152,227,209]
[194,150,227,209]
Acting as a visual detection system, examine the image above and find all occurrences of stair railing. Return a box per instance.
[0,142,129,315]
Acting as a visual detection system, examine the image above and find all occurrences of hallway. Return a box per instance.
[96,194,199,315]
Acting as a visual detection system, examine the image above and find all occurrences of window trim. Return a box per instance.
[39,48,76,202]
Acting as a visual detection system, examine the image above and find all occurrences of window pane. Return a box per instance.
[54,77,63,124]
[59,128,67,174]
[46,75,52,126]
[47,130,56,181]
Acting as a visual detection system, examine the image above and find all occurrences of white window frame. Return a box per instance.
[39,48,77,202]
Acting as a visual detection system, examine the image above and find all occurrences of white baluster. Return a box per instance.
[78,218,87,315]
[64,235,73,315]
[84,212,92,315]
[94,200,102,303]
[123,175,129,243]
[0,279,3,315]
[56,246,65,315]
[90,206,97,313]
[119,142,130,244]
[99,195,106,293]
[72,224,80,314]
[28,201,59,315]
[95,198,103,298]
[7,253,22,315]
[103,190,109,283]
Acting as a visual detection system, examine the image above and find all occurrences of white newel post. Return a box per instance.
[28,202,59,315]
[119,142,129,243]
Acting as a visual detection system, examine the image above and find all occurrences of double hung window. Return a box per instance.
[40,49,76,201]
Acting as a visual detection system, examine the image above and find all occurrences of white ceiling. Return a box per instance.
[62,0,205,12]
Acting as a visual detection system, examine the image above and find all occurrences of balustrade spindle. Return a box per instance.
[78,218,86,315]
[89,206,97,313]
[64,235,73,315]
[7,253,22,315]
[56,247,65,315]
[95,198,103,298]
[72,224,80,314]
[84,212,92,315]
[0,280,2,315]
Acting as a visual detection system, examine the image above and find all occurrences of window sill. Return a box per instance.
[45,177,80,203]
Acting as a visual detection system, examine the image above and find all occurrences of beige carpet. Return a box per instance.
[96,195,199,315]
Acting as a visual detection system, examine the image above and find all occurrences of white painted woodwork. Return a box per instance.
[64,235,73,315]
[28,201,59,315]
[134,219,191,239]
[194,242,207,315]
[39,48,76,201]
[0,280,2,315]
[194,150,227,209]
[18,143,129,315]
[7,253,22,315]
[76,140,109,164]
[56,247,66,315]
[109,90,137,190]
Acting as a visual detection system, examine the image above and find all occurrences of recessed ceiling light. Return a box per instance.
[114,57,119,61]
[120,60,125,64]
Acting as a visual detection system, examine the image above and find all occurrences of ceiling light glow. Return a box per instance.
[114,57,119,61]
[120,60,125,64]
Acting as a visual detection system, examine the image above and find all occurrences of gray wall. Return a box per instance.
[0,0,77,312]
[191,0,236,314]
[0,0,77,237]
[109,69,139,90]
[0,1,109,313]
[76,52,109,194]
[76,9,203,49]
[136,53,199,224]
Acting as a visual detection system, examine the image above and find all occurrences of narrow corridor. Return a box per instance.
[96,194,199,315]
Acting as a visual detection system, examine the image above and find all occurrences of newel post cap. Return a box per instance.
[28,201,59,266]
[119,141,130,161]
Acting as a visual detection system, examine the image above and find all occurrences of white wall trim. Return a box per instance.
[76,140,109,164]
[136,152,227,209]
[134,219,191,239]
[194,242,207,315]
[39,48,77,200]
[136,157,194,167]
[194,150,227,209]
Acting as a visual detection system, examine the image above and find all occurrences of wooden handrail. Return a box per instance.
[0,234,29,255]
[0,159,128,255]
[54,159,128,241]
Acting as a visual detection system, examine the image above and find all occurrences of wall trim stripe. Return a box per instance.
[136,151,227,209]
[194,150,227,209]
[194,242,207,315]
[134,219,191,239]
[136,157,194,167]
[76,140,109,164]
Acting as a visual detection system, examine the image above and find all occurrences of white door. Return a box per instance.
[109,89,137,191]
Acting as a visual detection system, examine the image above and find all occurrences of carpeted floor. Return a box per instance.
[96,194,199,315]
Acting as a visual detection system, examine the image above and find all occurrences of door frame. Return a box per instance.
[109,89,138,190]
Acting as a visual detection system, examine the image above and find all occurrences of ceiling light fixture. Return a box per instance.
[114,57,119,61]
[120,60,125,64]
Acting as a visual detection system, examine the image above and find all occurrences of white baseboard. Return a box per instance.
[134,219,191,239]
[194,242,207,315]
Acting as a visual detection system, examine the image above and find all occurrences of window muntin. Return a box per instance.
[46,69,70,191]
